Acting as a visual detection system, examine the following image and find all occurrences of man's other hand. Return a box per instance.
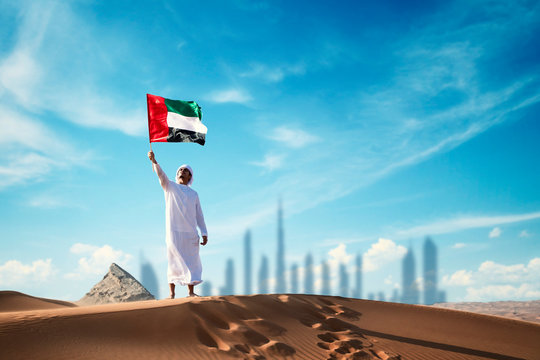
[201,236,208,246]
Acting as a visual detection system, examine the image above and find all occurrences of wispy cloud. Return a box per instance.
[240,62,305,83]
[27,194,73,209]
[215,3,540,236]
[395,211,540,238]
[249,153,285,172]
[0,1,146,136]
[0,105,94,189]
[207,88,252,104]
[265,126,320,149]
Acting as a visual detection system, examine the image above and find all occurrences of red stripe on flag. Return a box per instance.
[147,94,169,142]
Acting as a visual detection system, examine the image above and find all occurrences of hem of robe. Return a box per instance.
[169,279,203,286]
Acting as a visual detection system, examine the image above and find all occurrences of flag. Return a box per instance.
[147,93,207,146]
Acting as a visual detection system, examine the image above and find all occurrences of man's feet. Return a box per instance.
[169,293,175,299]
[187,293,199,298]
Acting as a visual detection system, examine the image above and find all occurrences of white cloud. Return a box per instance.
[0,259,55,286]
[327,244,353,267]
[489,227,501,238]
[443,258,540,301]
[465,284,540,302]
[442,269,474,286]
[266,126,320,149]
[207,88,252,104]
[67,243,132,277]
[363,238,407,272]
[452,242,466,249]
[395,212,540,239]
[249,153,285,172]
[519,230,530,237]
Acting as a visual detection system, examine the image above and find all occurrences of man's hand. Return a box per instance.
[201,236,208,246]
[148,151,157,164]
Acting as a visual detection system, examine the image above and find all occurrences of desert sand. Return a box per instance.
[433,300,540,324]
[1,291,539,359]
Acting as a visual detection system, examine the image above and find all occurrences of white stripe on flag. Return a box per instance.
[166,112,208,134]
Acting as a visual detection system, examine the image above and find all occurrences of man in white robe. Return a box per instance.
[148,151,208,298]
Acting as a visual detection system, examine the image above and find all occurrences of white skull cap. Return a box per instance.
[176,164,193,186]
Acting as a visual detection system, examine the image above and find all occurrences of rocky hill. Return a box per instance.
[78,263,155,306]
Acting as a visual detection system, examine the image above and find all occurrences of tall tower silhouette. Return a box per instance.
[201,281,212,297]
[423,237,437,305]
[290,263,298,293]
[321,260,331,295]
[258,255,269,294]
[220,258,235,295]
[244,230,252,295]
[140,252,159,299]
[275,199,286,293]
[304,253,314,294]
[353,253,362,299]
[339,263,349,297]
[401,246,419,304]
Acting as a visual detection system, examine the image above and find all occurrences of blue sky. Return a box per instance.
[1,0,539,302]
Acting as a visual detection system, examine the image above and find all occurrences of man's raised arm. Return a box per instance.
[148,151,169,190]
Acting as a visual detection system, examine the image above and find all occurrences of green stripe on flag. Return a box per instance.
[164,98,202,120]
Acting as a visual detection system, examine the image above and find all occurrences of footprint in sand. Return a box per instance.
[334,306,362,320]
[188,303,230,330]
[260,340,296,356]
[244,319,287,337]
[223,301,259,320]
[231,324,270,346]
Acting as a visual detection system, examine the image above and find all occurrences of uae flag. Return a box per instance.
[147,93,207,146]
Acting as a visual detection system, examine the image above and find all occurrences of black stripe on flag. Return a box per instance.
[168,127,206,146]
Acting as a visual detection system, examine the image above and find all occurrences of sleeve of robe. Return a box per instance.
[196,195,208,237]
[152,163,170,191]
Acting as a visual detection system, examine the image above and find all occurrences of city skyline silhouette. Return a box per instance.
[201,200,446,305]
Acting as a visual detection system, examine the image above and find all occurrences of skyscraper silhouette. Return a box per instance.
[290,263,298,293]
[304,253,314,294]
[423,236,437,305]
[244,230,252,295]
[140,253,159,299]
[339,263,349,297]
[259,255,269,294]
[390,289,400,303]
[275,199,286,293]
[201,281,212,297]
[220,258,235,295]
[321,260,331,295]
[353,253,362,299]
[401,246,419,304]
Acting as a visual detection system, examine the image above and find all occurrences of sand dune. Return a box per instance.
[0,291,77,313]
[0,293,539,359]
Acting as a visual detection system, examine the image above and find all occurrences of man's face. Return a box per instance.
[178,168,192,184]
